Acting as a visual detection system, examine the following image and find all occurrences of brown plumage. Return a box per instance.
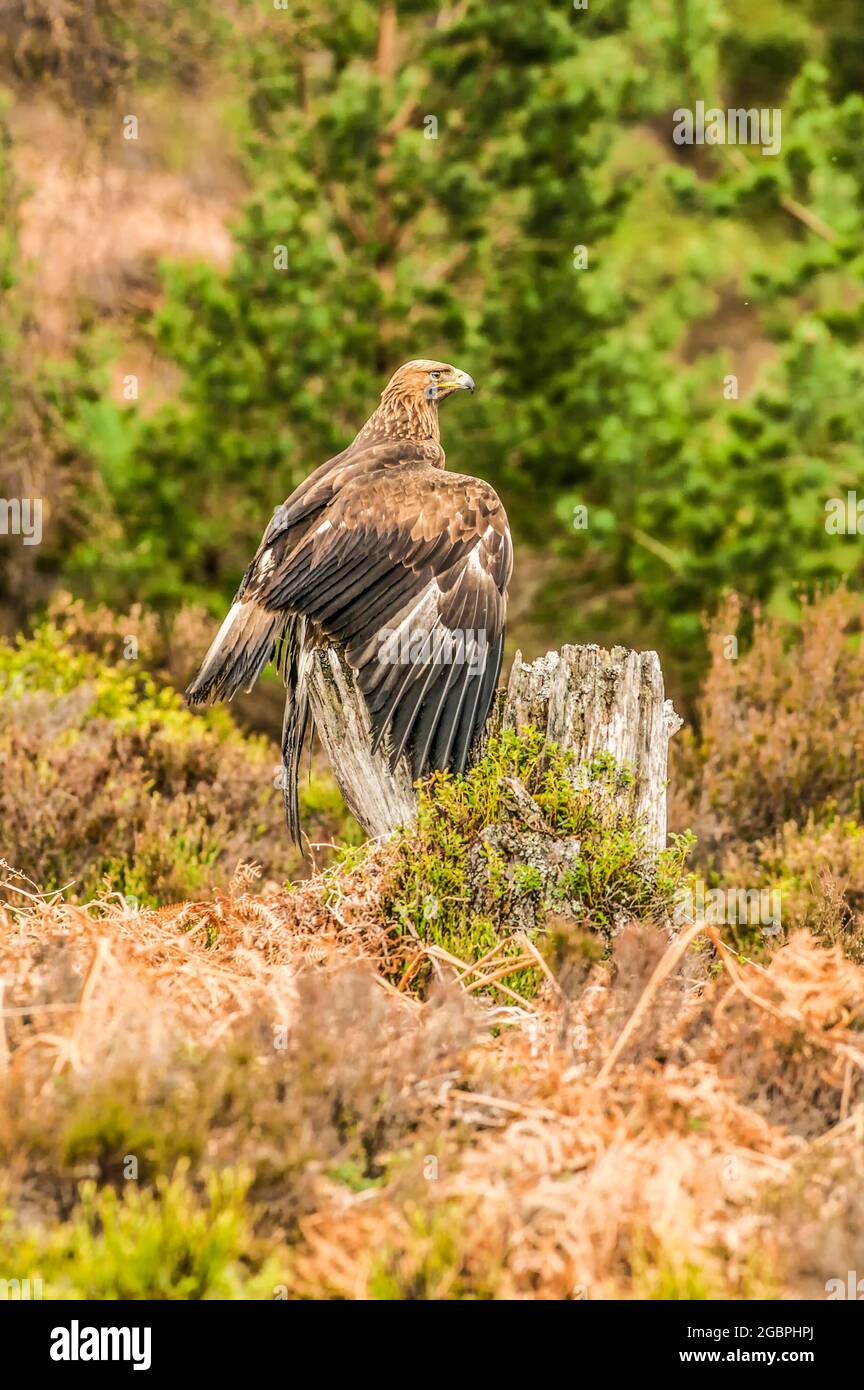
[186,359,513,841]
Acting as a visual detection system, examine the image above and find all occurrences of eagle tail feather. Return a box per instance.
[185,600,280,705]
[447,629,503,775]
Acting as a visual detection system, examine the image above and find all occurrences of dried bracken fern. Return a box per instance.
[2,847,864,1298]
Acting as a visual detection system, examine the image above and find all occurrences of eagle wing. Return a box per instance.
[251,463,512,777]
[185,439,439,704]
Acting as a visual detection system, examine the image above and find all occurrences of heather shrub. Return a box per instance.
[671,588,864,961]
[761,1145,864,1302]
[0,1164,282,1300]
[0,598,355,904]
[709,817,864,966]
[673,588,864,853]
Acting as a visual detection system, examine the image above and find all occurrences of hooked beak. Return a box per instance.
[454,369,475,393]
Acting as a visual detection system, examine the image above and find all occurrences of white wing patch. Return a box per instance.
[467,545,486,577]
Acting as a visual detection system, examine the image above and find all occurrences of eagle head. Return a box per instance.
[386,359,475,405]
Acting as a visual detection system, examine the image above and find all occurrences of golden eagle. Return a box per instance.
[186,360,512,841]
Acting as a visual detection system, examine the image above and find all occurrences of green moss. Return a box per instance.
[383,728,691,998]
[513,863,544,895]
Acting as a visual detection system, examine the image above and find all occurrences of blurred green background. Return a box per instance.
[2,0,864,710]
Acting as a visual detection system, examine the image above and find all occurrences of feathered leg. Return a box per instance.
[277,616,313,844]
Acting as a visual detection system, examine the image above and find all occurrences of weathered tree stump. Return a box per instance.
[307,642,682,848]
[494,645,683,852]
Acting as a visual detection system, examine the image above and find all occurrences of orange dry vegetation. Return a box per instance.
[2,856,863,1300]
